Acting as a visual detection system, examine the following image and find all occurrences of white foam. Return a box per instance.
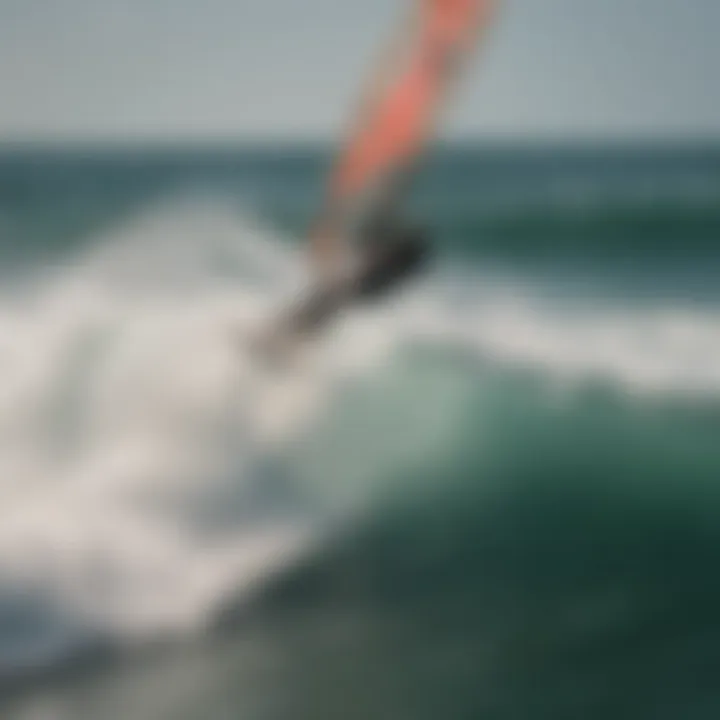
[0,198,388,672]
[408,271,720,398]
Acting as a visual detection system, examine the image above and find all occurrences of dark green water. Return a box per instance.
[0,143,719,719]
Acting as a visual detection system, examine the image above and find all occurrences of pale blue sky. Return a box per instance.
[1,0,718,141]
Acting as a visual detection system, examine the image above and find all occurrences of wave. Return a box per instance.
[440,200,720,261]
[6,337,720,718]
[0,191,719,685]
[0,197,356,680]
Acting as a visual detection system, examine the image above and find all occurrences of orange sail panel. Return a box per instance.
[316,0,494,256]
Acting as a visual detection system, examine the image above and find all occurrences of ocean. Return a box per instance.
[0,142,719,719]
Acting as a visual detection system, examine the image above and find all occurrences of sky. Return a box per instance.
[1,0,718,142]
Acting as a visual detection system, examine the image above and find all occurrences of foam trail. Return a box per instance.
[0,197,392,676]
[397,269,720,399]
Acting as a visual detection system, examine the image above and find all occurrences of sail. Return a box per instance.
[310,0,495,270]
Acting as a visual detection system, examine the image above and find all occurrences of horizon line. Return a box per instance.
[1,132,720,154]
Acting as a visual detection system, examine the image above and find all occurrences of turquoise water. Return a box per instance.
[1,143,720,719]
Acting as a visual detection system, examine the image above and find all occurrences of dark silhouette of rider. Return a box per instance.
[286,224,430,335]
